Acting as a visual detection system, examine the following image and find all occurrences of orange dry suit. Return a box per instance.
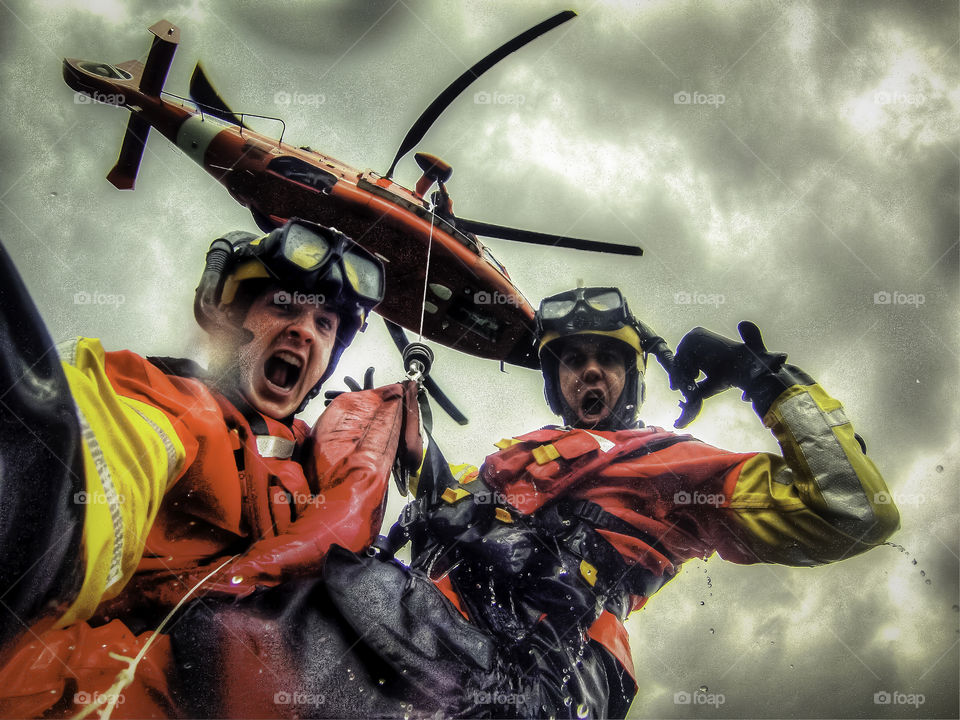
[412,378,901,715]
[0,336,418,718]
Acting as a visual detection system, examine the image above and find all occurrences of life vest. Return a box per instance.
[0,365,418,719]
[469,424,757,682]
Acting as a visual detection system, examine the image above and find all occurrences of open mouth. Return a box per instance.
[264,350,303,392]
[580,389,607,418]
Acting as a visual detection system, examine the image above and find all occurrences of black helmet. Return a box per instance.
[536,287,646,430]
[194,218,385,411]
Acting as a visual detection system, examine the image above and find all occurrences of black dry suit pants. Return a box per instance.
[168,545,631,719]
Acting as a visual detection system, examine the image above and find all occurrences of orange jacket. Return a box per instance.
[473,382,899,682]
[0,339,415,718]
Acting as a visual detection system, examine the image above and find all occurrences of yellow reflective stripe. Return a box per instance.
[449,462,479,485]
[55,338,186,626]
[532,443,560,465]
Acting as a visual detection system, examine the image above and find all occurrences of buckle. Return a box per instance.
[399,499,423,528]
[576,500,604,526]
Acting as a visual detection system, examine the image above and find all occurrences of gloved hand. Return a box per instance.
[674,321,812,419]
[323,366,376,405]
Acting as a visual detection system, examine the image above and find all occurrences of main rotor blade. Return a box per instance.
[457,218,643,256]
[189,63,248,129]
[383,319,469,426]
[385,10,577,178]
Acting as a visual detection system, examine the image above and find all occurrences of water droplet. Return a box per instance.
[936,465,943,473]
[183,662,193,669]
[920,570,925,576]
[912,559,918,565]
[231,575,243,584]
[952,605,958,612]
[563,696,572,707]
[789,664,794,669]
[699,601,705,606]
[347,669,355,681]
[378,678,385,686]
[577,703,589,718]
[699,685,708,693]
[709,628,715,634]
[925,579,931,585]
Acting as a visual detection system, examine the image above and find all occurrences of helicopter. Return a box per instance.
[62,11,644,422]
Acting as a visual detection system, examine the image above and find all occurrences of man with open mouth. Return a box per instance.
[0,219,424,716]
[372,285,902,717]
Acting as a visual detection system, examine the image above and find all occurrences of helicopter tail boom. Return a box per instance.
[107,20,180,189]
[63,20,181,190]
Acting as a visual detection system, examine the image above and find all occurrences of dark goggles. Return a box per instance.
[536,287,633,335]
[247,219,384,307]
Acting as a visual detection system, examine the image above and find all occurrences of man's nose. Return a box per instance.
[285,310,317,344]
[581,357,603,381]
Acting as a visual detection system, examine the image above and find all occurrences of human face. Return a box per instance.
[556,336,629,427]
[235,289,339,418]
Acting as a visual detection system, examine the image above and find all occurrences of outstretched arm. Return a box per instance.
[671,322,900,565]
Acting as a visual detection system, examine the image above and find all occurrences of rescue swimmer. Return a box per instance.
[160,287,901,719]
[0,219,424,717]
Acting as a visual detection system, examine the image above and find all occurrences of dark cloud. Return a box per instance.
[0,0,956,717]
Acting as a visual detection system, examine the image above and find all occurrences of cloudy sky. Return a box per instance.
[0,0,957,717]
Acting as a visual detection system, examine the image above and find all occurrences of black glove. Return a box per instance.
[322,366,376,405]
[674,321,813,418]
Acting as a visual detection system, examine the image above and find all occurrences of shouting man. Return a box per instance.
[0,219,422,717]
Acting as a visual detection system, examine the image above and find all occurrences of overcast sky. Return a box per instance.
[0,1,957,717]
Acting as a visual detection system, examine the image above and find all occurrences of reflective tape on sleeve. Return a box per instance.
[75,410,125,589]
[777,392,874,533]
